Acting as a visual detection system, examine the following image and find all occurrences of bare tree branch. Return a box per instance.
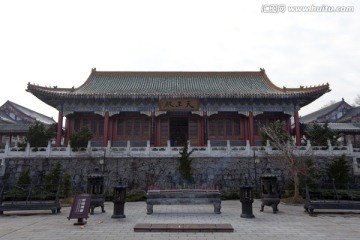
[261,121,314,200]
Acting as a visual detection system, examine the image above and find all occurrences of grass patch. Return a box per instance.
[281,196,305,204]
[126,189,147,202]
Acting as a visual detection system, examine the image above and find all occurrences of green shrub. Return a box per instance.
[25,122,55,148]
[220,190,240,200]
[44,162,62,193]
[327,155,350,184]
[126,189,147,202]
[61,172,72,198]
[69,126,93,150]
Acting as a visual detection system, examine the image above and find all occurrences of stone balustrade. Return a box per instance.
[0,139,359,158]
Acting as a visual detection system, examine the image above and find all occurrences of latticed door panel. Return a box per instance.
[159,118,169,146]
[188,118,199,146]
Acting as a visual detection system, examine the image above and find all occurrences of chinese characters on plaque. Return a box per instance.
[159,99,199,111]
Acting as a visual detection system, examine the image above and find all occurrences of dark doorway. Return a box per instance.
[170,117,188,146]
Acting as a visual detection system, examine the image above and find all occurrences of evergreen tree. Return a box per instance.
[16,169,31,187]
[178,144,194,184]
[304,122,338,147]
[327,155,350,184]
[61,172,72,198]
[69,126,93,150]
[44,162,62,193]
[24,122,55,148]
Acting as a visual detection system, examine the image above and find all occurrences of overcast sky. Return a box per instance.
[1,0,359,120]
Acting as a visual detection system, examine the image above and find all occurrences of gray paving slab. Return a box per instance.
[0,199,360,240]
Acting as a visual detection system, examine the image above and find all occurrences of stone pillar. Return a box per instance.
[56,110,63,147]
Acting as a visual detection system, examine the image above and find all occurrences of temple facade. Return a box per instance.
[26,68,330,148]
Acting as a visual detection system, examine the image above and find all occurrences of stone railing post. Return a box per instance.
[146,140,150,155]
[188,140,192,153]
[47,140,51,157]
[306,140,311,151]
[348,140,353,155]
[4,140,10,156]
[126,140,131,155]
[246,140,251,156]
[207,140,211,155]
[87,140,92,155]
[167,140,171,155]
[327,139,333,155]
[0,158,5,176]
[266,140,271,154]
[226,140,230,154]
[26,142,31,157]
[67,141,71,156]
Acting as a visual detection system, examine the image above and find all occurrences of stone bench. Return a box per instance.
[0,184,61,215]
[146,189,221,214]
[304,184,360,215]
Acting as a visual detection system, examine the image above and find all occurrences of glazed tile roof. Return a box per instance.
[337,106,360,123]
[0,123,31,133]
[299,100,346,123]
[300,99,359,124]
[0,110,16,124]
[1,101,56,125]
[303,123,360,133]
[26,68,330,108]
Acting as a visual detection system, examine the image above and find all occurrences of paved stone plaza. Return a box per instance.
[0,199,359,240]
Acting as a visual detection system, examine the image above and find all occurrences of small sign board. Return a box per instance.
[67,194,91,225]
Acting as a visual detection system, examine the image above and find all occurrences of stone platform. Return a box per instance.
[134,223,234,232]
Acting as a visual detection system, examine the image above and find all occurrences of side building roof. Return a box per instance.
[26,68,330,109]
[299,99,352,124]
[0,101,56,125]
[303,123,360,133]
[0,123,32,133]
[337,106,360,123]
[0,110,17,124]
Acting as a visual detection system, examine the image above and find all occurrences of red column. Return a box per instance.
[249,112,254,146]
[108,117,113,143]
[153,113,158,146]
[203,111,207,146]
[294,111,301,146]
[64,118,69,146]
[151,111,155,146]
[103,112,109,147]
[56,111,63,147]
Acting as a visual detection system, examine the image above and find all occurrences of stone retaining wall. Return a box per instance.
[0,156,357,193]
